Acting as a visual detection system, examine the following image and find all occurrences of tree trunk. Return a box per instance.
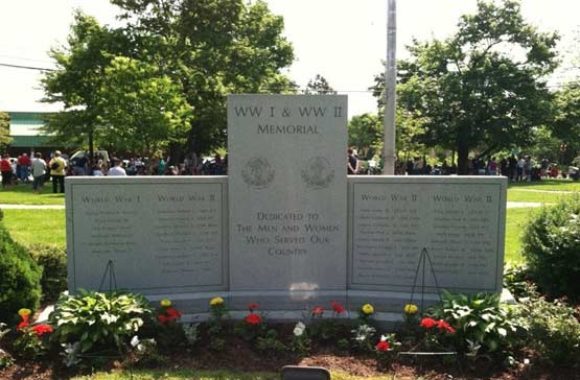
[88,128,94,168]
[457,145,470,175]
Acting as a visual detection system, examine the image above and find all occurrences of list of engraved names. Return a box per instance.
[351,182,502,292]
[70,183,224,291]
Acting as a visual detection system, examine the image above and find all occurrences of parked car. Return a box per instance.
[568,166,579,181]
[69,150,109,166]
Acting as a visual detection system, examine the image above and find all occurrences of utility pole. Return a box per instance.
[383,0,397,174]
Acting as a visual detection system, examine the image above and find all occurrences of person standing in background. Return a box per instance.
[107,158,127,176]
[31,152,47,193]
[347,149,359,174]
[1,153,12,188]
[18,153,31,183]
[49,150,67,193]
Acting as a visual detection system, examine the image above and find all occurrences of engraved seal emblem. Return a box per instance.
[241,156,275,189]
[301,156,335,189]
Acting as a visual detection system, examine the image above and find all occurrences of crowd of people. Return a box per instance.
[79,154,228,177]
[1,151,67,193]
[2,149,576,194]
[347,150,574,181]
[0,151,229,193]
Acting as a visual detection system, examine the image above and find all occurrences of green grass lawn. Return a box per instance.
[2,209,66,249]
[507,179,580,192]
[507,189,574,203]
[0,183,65,205]
[504,207,535,264]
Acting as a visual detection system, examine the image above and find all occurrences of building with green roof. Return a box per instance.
[6,111,61,155]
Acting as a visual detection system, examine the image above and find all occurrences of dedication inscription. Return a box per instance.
[349,176,507,293]
[228,95,348,292]
[66,177,227,294]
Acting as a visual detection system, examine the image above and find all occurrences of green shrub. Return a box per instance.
[49,290,152,361]
[0,224,42,323]
[513,285,580,366]
[522,196,580,300]
[503,263,532,301]
[29,244,67,302]
[429,291,522,357]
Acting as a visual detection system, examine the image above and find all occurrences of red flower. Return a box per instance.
[165,307,182,320]
[420,317,437,329]
[157,306,182,325]
[311,306,324,316]
[244,313,262,325]
[375,340,390,352]
[331,301,345,314]
[17,321,30,330]
[17,314,30,330]
[437,319,456,334]
[248,303,259,312]
[31,324,53,337]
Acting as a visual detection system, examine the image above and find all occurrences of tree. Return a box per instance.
[42,12,131,159]
[348,113,382,159]
[98,57,192,157]
[348,110,426,161]
[0,112,11,149]
[372,0,558,174]
[552,82,580,164]
[43,1,295,158]
[110,0,295,156]
[305,74,336,94]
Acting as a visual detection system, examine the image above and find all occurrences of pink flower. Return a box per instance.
[311,306,324,317]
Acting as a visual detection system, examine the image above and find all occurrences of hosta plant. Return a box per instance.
[429,291,523,357]
[49,290,152,359]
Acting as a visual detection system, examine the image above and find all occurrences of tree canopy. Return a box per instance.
[304,74,336,95]
[42,0,295,158]
[372,0,559,173]
[0,112,11,149]
[552,81,580,164]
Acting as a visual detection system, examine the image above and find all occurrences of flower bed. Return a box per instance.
[0,288,579,380]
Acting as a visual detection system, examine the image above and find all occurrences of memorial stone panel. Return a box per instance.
[348,176,507,294]
[228,95,348,297]
[66,177,228,295]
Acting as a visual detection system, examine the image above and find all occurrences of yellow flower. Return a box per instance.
[404,304,418,315]
[18,308,32,317]
[160,299,172,307]
[361,303,374,315]
[209,297,224,306]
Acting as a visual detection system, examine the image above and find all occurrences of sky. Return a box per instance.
[0,0,579,117]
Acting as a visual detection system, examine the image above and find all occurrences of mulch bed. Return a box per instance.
[2,337,579,380]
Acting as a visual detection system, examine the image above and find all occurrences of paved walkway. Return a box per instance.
[1,202,547,210]
[511,188,576,194]
[506,201,548,209]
